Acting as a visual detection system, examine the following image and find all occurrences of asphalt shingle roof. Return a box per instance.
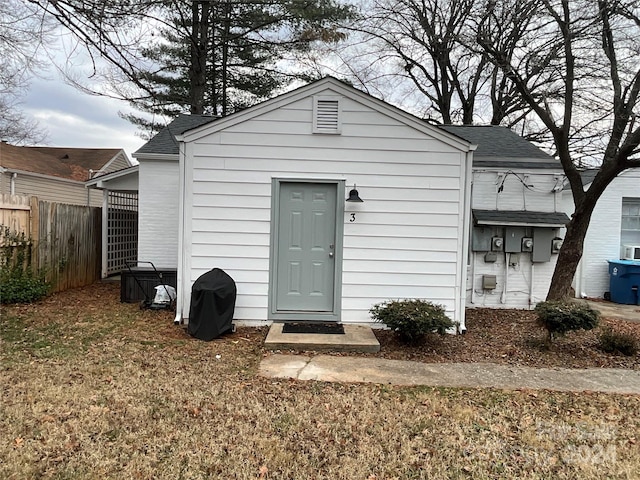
[473,209,570,227]
[134,115,218,156]
[439,125,561,169]
[564,168,599,190]
[0,143,125,181]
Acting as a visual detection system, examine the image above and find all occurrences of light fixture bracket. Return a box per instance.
[346,184,363,202]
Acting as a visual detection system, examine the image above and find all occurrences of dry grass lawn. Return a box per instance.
[1,283,639,479]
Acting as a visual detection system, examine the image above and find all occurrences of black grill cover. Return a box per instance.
[188,268,236,341]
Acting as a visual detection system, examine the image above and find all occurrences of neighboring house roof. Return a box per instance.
[86,165,139,190]
[439,125,561,169]
[134,115,218,156]
[564,167,640,191]
[562,168,599,191]
[579,169,599,186]
[473,209,570,227]
[0,142,131,181]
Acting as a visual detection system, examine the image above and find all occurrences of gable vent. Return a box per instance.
[313,96,341,134]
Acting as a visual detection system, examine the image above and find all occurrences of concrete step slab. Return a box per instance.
[264,323,380,353]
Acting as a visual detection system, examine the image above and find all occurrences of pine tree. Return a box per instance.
[121,0,354,135]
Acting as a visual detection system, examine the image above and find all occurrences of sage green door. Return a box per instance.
[276,182,337,312]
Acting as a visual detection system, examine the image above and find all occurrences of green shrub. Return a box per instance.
[534,301,599,342]
[0,227,50,304]
[0,268,50,304]
[598,328,638,356]
[370,299,455,344]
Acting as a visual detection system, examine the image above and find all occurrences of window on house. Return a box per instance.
[621,197,640,247]
[313,96,341,134]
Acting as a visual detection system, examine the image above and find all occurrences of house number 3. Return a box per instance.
[349,213,356,222]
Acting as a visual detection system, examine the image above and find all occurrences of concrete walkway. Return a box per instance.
[259,354,640,395]
[583,299,640,323]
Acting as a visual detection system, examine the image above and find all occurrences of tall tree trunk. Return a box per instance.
[461,101,474,124]
[189,1,209,115]
[546,198,597,301]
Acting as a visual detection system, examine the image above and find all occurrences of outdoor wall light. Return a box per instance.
[346,184,363,202]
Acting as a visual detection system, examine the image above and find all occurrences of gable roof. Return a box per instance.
[563,167,640,191]
[439,125,560,169]
[134,114,218,157]
[176,77,475,153]
[0,142,130,181]
[564,168,599,190]
[86,165,139,186]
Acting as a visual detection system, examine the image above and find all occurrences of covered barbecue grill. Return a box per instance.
[188,268,237,341]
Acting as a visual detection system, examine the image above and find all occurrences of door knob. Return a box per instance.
[329,252,334,258]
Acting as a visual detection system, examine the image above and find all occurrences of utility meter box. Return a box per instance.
[482,275,497,290]
[472,227,494,251]
[491,236,504,252]
[533,228,553,263]
[505,227,526,253]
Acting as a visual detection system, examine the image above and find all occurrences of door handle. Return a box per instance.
[329,252,334,258]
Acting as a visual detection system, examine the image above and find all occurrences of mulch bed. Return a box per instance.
[4,282,639,370]
[366,308,640,369]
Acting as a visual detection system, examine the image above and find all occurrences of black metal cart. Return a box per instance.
[124,261,176,310]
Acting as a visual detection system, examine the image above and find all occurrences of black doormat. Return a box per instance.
[282,322,345,335]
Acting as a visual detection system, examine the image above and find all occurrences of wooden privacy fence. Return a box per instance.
[0,194,101,292]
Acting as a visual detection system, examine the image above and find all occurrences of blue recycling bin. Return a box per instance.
[608,260,640,305]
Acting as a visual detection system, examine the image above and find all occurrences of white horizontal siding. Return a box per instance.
[468,169,565,309]
[572,169,640,298]
[191,219,270,234]
[101,172,138,192]
[0,173,8,194]
[222,117,440,140]
[473,171,562,212]
[194,142,457,168]
[103,153,130,174]
[343,289,457,322]
[345,259,455,275]
[343,233,460,248]
[217,132,450,152]
[11,173,98,206]
[195,168,461,189]
[138,160,179,268]
[344,248,457,262]
[182,89,468,324]
[467,251,558,309]
[191,231,269,246]
[194,154,462,177]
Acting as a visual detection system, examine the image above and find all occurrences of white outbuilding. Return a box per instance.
[172,77,476,330]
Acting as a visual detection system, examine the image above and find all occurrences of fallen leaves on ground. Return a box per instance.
[1,282,639,479]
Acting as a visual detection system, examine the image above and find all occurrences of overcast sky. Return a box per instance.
[22,75,146,159]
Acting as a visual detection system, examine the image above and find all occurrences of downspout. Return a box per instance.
[458,149,474,333]
[529,262,535,309]
[470,252,476,305]
[101,190,108,278]
[174,141,186,325]
[501,252,510,304]
[469,173,476,306]
[86,171,91,206]
[10,172,17,195]
[576,256,586,299]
